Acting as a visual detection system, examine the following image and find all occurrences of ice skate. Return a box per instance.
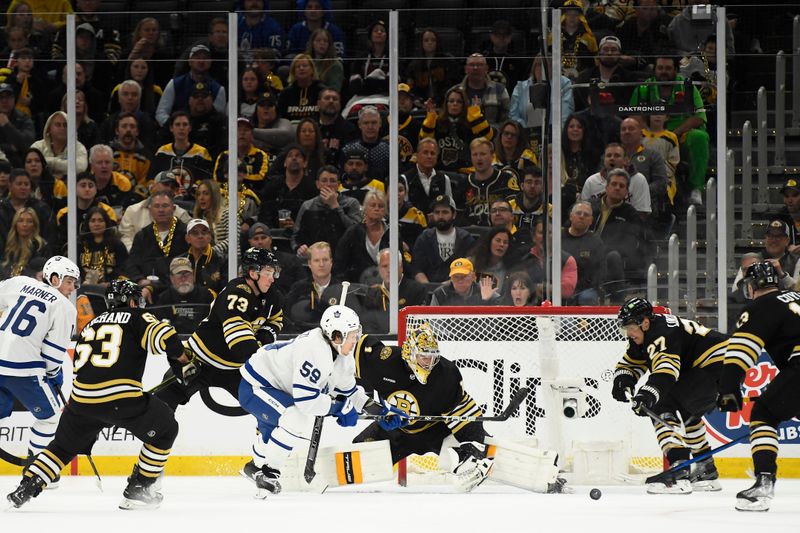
[690,458,722,492]
[6,474,46,508]
[254,464,282,499]
[735,473,775,512]
[240,459,259,484]
[647,462,692,494]
[119,466,163,510]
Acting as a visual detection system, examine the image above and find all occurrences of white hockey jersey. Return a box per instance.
[241,328,369,417]
[0,276,76,377]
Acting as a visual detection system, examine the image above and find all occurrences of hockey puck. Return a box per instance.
[589,488,602,500]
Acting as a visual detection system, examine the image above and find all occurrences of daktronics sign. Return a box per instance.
[704,355,800,444]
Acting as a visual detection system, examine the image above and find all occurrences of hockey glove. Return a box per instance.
[256,325,278,346]
[329,397,358,427]
[717,367,745,412]
[169,349,200,386]
[611,373,637,403]
[631,386,659,417]
[717,389,743,412]
[363,398,410,432]
[45,368,63,389]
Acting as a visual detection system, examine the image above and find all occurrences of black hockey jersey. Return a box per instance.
[354,335,483,438]
[71,308,183,405]
[615,314,729,395]
[187,277,285,371]
[724,290,800,376]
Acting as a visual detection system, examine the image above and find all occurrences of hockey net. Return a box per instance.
[397,305,666,485]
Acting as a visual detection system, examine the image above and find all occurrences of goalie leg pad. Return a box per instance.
[486,439,564,493]
[315,440,394,487]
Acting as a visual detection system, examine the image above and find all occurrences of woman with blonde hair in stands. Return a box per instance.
[306,27,343,92]
[278,53,323,124]
[61,89,99,149]
[1,206,50,278]
[192,178,235,257]
[124,17,171,87]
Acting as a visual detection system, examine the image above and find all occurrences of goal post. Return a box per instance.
[396,305,668,485]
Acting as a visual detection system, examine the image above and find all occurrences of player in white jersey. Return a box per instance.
[238,304,408,495]
[0,256,78,465]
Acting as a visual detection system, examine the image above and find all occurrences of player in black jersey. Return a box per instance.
[155,247,285,410]
[718,261,800,511]
[612,297,730,494]
[352,323,494,491]
[7,281,185,510]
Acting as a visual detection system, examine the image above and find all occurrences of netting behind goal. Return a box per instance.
[397,305,666,485]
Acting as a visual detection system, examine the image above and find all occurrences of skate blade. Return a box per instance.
[647,482,692,495]
[735,497,771,512]
[118,497,162,511]
[691,479,722,492]
[240,468,257,485]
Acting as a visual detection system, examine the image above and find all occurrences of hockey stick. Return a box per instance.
[304,281,351,483]
[54,386,103,492]
[360,387,531,423]
[644,433,750,485]
[0,443,28,466]
[624,390,684,435]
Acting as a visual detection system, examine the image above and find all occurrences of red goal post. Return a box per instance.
[395,304,669,485]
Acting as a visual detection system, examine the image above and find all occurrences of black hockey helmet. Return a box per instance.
[241,247,280,276]
[106,279,145,309]
[742,260,779,299]
[617,297,654,328]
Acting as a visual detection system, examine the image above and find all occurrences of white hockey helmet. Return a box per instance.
[43,256,80,288]
[320,305,361,354]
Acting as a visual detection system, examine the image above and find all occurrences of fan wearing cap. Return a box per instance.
[153,256,216,334]
[760,219,798,291]
[212,117,270,189]
[477,19,527,90]
[552,0,598,78]
[770,178,800,252]
[155,44,227,128]
[339,149,385,204]
[55,171,118,251]
[573,34,639,111]
[237,0,286,55]
[153,218,227,295]
[173,18,230,86]
[251,92,295,153]
[390,83,422,165]
[430,257,497,306]
[0,81,35,168]
[411,195,476,284]
[151,110,214,186]
[186,81,228,160]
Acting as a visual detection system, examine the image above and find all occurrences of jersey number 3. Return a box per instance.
[74,325,124,370]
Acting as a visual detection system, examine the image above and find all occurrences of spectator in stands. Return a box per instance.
[516,218,578,304]
[394,83,421,167]
[454,52,509,129]
[588,170,648,288]
[510,54,573,131]
[250,47,284,94]
[153,256,216,334]
[109,59,163,116]
[502,270,535,306]
[247,221,306,294]
[31,110,88,179]
[238,67,264,120]
[555,0,598,79]
[5,47,46,127]
[772,178,800,250]
[124,17,173,87]
[288,0,345,57]
[334,190,396,285]
[110,112,151,187]
[237,0,285,60]
[420,87,492,174]
[269,117,325,181]
[100,79,158,151]
[23,147,63,207]
[173,17,229,89]
[278,54,323,124]
[488,198,525,253]
[761,219,799,289]
[306,28,344,93]
[339,150,385,205]
[77,205,127,289]
[619,117,669,213]
[468,226,516,294]
[286,240,339,331]
[2,2,52,61]
[403,28,458,106]
[118,173,192,251]
[615,0,671,72]
[362,248,429,333]
[562,200,605,305]
[342,106,390,182]
[55,171,117,252]
[642,113,680,196]
[348,19,389,98]
[291,164,361,256]
[478,19,527,92]
[581,144,651,216]
[153,218,227,294]
[89,144,134,209]
[125,191,189,301]
[668,0,735,57]
[213,117,269,191]
[0,168,52,248]
[317,87,356,166]
[47,62,106,123]
[0,159,11,197]
[186,81,228,159]
[574,35,640,112]
[494,119,538,173]
[156,45,227,128]
[411,194,475,284]
[0,206,50,278]
[730,251,762,305]
[397,176,427,247]
[151,110,214,185]
[630,54,708,206]
[0,82,34,167]
[561,113,601,190]
[401,137,453,219]
[61,89,99,150]
[464,137,519,226]
[430,257,499,306]
[510,166,546,248]
[258,143,318,230]
[252,92,294,154]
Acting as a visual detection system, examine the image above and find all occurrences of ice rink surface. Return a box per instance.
[2,476,799,533]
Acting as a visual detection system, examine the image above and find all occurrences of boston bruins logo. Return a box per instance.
[388,390,420,417]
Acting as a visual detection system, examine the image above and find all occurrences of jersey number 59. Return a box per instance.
[300,360,322,384]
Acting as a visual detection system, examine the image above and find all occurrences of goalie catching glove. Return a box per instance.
[362,398,410,431]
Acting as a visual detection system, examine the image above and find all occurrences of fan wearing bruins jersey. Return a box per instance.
[612,297,729,495]
[7,281,185,511]
[352,324,491,490]
[718,261,800,511]
[155,248,285,410]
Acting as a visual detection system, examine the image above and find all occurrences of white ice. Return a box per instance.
[2,476,799,533]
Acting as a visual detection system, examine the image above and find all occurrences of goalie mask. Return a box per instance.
[742,260,779,300]
[401,323,441,384]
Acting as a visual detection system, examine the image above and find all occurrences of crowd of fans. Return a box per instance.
[0,0,759,334]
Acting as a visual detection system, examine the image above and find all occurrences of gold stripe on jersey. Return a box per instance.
[188,333,242,370]
[445,392,482,434]
[354,335,370,379]
[137,443,171,478]
[616,352,648,380]
[223,316,258,349]
[70,378,144,404]
[725,332,765,372]
[750,422,779,456]
[789,344,800,362]
[27,449,66,483]
[650,352,681,379]
[692,340,729,368]
[141,320,177,355]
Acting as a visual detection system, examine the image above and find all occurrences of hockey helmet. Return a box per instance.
[742,260,779,299]
[617,297,654,329]
[401,322,441,385]
[241,247,280,277]
[106,279,146,309]
[320,305,361,355]
[43,255,80,289]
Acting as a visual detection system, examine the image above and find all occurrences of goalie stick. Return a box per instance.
[361,387,531,423]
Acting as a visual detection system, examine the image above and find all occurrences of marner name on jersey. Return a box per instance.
[20,284,58,303]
